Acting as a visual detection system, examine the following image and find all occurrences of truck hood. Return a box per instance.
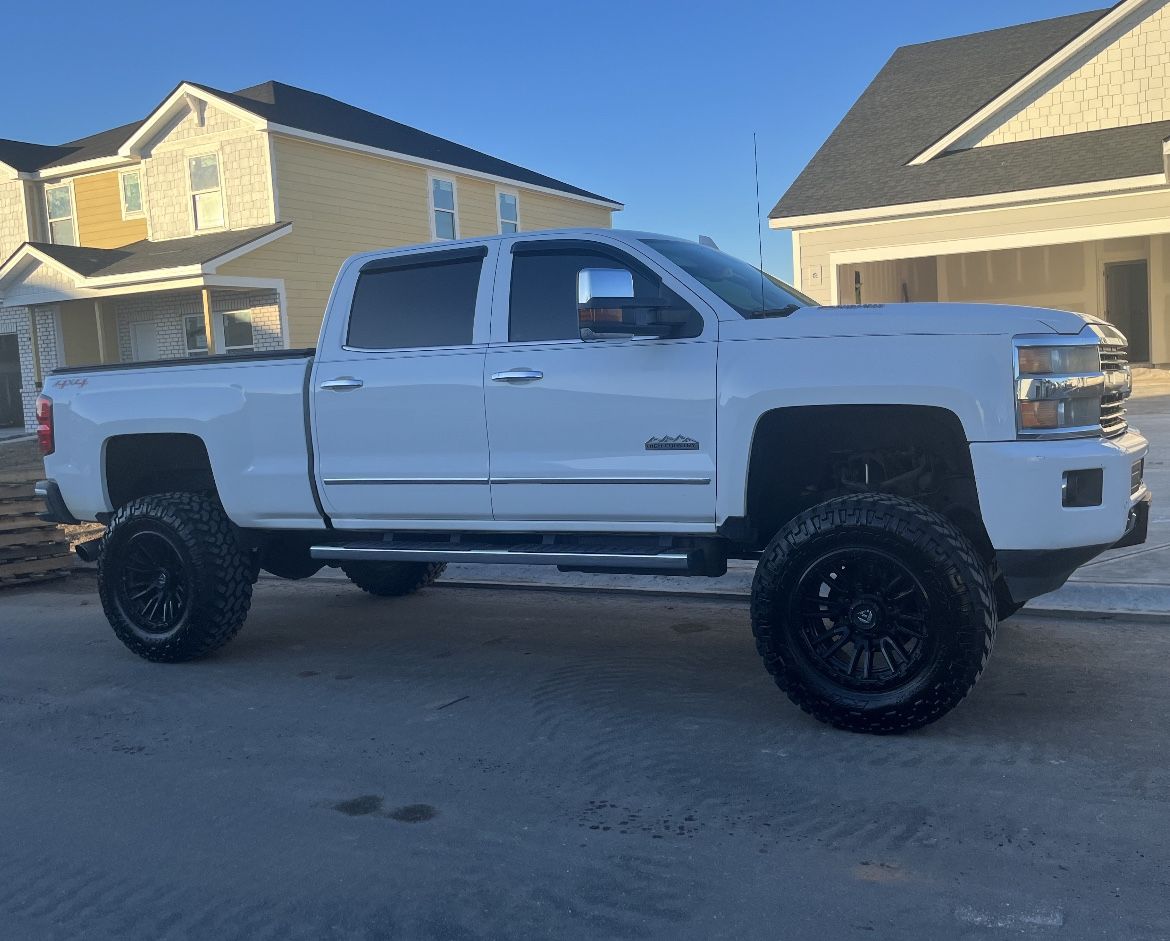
[723,302,1103,340]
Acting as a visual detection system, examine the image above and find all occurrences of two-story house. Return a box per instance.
[0,80,621,430]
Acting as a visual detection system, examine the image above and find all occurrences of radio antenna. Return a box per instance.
[753,132,766,316]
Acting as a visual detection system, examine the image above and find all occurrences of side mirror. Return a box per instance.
[577,268,688,341]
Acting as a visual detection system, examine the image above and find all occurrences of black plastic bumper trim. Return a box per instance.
[34,479,80,525]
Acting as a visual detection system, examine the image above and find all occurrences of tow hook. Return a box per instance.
[74,537,104,564]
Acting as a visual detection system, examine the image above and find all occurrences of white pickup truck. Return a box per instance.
[36,229,1150,734]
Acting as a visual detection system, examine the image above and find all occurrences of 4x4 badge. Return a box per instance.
[645,435,700,451]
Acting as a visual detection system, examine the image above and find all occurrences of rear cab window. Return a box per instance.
[347,246,487,350]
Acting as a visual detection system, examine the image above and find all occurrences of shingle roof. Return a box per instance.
[770,9,1127,220]
[196,81,617,203]
[2,80,617,204]
[27,223,288,278]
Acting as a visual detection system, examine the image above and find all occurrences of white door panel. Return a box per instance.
[130,322,162,361]
[314,349,491,523]
[485,339,717,523]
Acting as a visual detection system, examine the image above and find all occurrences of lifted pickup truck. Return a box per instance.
[37,229,1150,734]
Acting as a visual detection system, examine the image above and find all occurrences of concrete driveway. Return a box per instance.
[0,577,1168,940]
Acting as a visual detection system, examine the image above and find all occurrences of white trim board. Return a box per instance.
[770,174,1169,230]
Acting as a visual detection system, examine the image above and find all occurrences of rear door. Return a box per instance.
[312,244,495,527]
[484,238,718,526]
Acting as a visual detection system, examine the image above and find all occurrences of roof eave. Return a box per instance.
[768,171,1169,229]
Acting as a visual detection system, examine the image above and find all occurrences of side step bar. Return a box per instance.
[310,540,706,574]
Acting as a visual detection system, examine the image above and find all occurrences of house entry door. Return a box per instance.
[0,334,21,427]
[1104,261,1151,363]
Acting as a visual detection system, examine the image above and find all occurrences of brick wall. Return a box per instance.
[113,290,283,362]
[980,5,1170,146]
[0,305,61,430]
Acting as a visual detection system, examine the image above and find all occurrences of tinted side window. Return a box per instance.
[510,251,624,342]
[509,248,703,342]
[347,255,483,349]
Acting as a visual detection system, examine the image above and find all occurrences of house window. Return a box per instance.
[498,191,519,234]
[189,154,224,230]
[45,184,77,246]
[220,311,255,354]
[182,310,254,356]
[430,177,457,240]
[183,314,209,357]
[120,170,144,218]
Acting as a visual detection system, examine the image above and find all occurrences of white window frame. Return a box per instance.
[44,181,77,246]
[182,309,256,356]
[428,173,459,241]
[182,313,209,357]
[119,168,145,220]
[215,309,255,354]
[496,187,520,234]
[187,150,227,233]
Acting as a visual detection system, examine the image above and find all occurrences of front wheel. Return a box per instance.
[751,494,996,735]
[98,491,253,662]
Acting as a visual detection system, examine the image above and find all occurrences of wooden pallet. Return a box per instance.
[0,479,72,588]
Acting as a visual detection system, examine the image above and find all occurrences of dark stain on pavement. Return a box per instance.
[334,795,383,816]
[388,803,437,823]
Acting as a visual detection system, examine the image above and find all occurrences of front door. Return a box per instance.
[0,334,21,427]
[1104,261,1151,363]
[312,245,495,526]
[130,321,162,361]
[485,239,718,525]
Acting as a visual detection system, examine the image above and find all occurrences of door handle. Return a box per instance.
[319,377,364,391]
[492,369,544,383]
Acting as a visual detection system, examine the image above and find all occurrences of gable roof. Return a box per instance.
[770,8,1134,222]
[2,80,618,206]
[194,81,616,204]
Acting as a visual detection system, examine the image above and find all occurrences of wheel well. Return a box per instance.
[104,433,217,509]
[741,405,989,556]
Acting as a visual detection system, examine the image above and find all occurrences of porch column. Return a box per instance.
[201,287,217,355]
[94,300,108,364]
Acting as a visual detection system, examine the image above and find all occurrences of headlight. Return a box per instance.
[1014,340,1104,438]
[1016,345,1100,375]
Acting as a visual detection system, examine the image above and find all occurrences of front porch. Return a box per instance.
[832,235,1170,364]
[0,286,286,431]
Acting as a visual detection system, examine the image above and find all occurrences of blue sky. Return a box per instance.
[5,0,1106,281]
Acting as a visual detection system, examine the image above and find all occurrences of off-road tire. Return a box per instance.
[751,493,996,735]
[341,561,447,597]
[98,491,253,662]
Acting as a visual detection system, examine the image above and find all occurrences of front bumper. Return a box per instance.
[996,491,1151,603]
[970,430,1149,551]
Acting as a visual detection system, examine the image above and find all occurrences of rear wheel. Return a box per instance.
[98,491,253,662]
[342,561,447,597]
[751,493,996,734]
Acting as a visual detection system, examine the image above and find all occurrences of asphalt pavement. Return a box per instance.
[1,577,1168,940]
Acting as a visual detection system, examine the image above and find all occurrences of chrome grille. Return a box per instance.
[1132,459,1145,495]
[1099,343,1130,438]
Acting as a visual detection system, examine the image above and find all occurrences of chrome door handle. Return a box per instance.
[319,377,364,391]
[492,369,543,383]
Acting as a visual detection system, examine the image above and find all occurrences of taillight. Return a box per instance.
[35,394,54,456]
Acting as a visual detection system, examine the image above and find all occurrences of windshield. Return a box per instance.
[641,239,815,319]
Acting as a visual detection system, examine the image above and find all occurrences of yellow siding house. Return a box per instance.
[0,81,621,430]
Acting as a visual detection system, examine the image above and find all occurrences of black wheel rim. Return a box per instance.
[115,529,191,635]
[792,547,933,693]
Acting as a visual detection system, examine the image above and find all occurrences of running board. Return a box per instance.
[310,539,702,574]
